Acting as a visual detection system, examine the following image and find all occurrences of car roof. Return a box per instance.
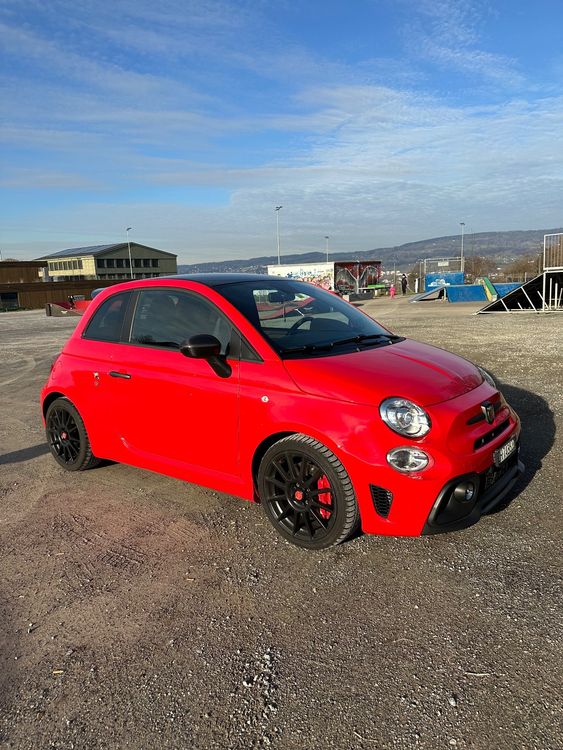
[159,273,286,286]
[91,273,296,300]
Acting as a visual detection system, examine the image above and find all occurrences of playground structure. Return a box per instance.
[478,233,563,314]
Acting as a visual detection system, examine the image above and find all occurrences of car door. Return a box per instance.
[105,287,241,487]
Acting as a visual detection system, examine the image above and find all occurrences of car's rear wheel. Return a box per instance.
[257,434,359,549]
[45,398,101,471]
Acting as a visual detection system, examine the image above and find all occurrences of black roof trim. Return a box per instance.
[159,273,274,286]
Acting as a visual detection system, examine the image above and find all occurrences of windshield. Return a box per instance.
[214,278,401,358]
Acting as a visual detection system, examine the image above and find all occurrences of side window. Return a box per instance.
[83,293,131,342]
[129,289,233,355]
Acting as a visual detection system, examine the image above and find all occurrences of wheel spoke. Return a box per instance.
[310,509,329,529]
[291,511,302,535]
[272,459,291,482]
[286,454,299,480]
[311,499,332,512]
[269,477,287,491]
[303,513,315,539]
[304,466,322,488]
[269,493,286,503]
[276,506,292,522]
[296,456,308,481]
[309,486,333,498]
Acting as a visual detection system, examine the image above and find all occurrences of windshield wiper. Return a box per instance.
[329,333,403,348]
[282,334,402,355]
[282,342,336,354]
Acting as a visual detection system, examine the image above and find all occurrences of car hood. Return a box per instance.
[283,338,483,407]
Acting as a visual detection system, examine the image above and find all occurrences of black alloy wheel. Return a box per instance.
[258,434,359,549]
[45,398,100,471]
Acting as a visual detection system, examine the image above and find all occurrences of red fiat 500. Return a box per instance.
[41,274,523,549]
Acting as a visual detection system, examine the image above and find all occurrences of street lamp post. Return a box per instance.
[419,259,423,293]
[460,221,465,274]
[324,235,330,263]
[126,227,133,279]
[275,206,283,265]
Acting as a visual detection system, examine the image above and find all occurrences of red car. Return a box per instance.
[41,274,523,549]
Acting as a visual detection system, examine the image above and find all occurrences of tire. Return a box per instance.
[45,397,101,471]
[257,434,360,550]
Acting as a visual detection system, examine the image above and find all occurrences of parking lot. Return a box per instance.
[0,298,561,750]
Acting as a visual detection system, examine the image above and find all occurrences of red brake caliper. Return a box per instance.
[317,475,332,519]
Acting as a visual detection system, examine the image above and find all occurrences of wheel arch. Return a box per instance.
[42,391,68,418]
[251,431,296,501]
[250,427,350,502]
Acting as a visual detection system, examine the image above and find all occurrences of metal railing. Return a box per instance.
[544,233,563,271]
[542,234,563,311]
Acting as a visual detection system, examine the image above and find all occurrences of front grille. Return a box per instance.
[474,419,510,450]
[370,484,393,518]
[467,399,502,425]
[480,449,518,490]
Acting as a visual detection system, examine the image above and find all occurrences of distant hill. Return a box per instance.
[178,227,562,274]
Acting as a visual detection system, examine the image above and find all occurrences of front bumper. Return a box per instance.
[422,448,524,534]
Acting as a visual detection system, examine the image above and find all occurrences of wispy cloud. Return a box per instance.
[403,0,525,88]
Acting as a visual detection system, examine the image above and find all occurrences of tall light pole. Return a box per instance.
[460,221,465,274]
[324,235,330,262]
[275,206,283,265]
[126,227,133,279]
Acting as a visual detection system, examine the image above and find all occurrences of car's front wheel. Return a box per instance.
[257,434,360,549]
[45,397,101,471]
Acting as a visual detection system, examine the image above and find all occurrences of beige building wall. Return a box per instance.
[47,256,94,278]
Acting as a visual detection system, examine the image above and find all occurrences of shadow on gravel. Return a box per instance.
[486,382,555,514]
[0,443,49,465]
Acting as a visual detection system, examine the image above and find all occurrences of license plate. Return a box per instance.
[493,437,517,467]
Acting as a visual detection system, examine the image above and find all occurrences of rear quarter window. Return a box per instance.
[83,292,131,342]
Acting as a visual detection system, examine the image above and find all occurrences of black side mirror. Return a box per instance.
[180,334,221,359]
[180,334,231,378]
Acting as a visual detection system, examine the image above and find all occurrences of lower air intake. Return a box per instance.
[370,484,393,518]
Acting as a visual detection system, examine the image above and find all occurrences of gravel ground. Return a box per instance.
[0,299,561,750]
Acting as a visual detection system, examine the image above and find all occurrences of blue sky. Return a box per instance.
[1,0,562,262]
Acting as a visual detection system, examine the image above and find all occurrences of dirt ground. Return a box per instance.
[0,298,561,750]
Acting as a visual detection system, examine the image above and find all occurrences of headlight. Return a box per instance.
[379,397,431,437]
[387,447,430,473]
[478,367,496,388]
